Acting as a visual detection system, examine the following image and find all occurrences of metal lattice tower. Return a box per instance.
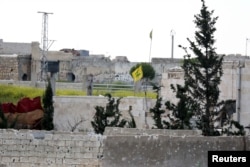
[38,11,53,81]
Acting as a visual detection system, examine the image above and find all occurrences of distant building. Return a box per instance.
[0,39,32,80]
[60,48,89,57]
[0,39,31,55]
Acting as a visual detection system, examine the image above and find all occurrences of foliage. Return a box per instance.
[57,89,85,96]
[0,84,156,104]
[67,116,86,132]
[0,104,17,129]
[165,84,194,129]
[178,0,223,136]
[216,100,245,136]
[0,84,44,103]
[129,63,155,81]
[149,84,166,129]
[41,80,54,130]
[150,83,193,129]
[177,0,244,136]
[221,120,245,136]
[91,93,136,134]
[127,106,137,128]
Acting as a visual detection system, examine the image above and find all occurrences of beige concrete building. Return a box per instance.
[160,58,250,128]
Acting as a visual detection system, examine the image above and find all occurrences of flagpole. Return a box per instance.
[149,39,152,63]
[149,29,153,63]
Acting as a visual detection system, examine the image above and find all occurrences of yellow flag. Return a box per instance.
[132,65,143,82]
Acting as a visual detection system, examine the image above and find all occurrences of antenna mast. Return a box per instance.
[38,11,53,81]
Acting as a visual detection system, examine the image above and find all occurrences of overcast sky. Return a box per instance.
[1,0,250,62]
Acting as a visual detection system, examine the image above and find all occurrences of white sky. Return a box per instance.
[1,0,250,62]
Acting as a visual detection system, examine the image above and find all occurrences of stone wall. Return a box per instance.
[0,55,19,80]
[0,55,31,81]
[18,55,32,81]
[0,128,249,167]
[0,129,103,167]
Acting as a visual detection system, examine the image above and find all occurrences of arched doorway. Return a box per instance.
[22,73,28,81]
[67,73,75,82]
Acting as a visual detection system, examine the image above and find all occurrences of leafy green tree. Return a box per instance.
[91,94,135,135]
[129,63,155,81]
[130,63,156,97]
[41,79,54,130]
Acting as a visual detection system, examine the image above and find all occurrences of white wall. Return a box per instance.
[53,96,156,132]
[160,60,250,128]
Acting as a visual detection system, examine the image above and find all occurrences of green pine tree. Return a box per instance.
[179,0,224,135]
[42,79,54,130]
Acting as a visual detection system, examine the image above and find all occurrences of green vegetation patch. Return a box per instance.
[0,84,44,103]
[0,84,156,104]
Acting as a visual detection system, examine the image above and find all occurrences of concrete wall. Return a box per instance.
[1,128,249,167]
[239,60,250,126]
[160,61,238,102]
[0,39,31,55]
[102,132,250,167]
[160,60,250,128]
[0,75,249,130]
[53,96,156,132]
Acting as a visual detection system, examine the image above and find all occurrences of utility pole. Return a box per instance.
[246,38,249,56]
[38,11,53,81]
[170,30,175,59]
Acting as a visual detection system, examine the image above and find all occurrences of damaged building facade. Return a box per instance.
[0,39,181,84]
[0,39,31,81]
[0,39,250,128]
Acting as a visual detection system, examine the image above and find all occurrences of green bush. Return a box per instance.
[91,93,136,135]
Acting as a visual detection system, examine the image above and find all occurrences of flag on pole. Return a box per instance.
[149,29,153,40]
[132,65,143,82]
